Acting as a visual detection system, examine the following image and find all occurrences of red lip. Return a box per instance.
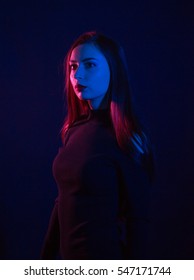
[75,84,87,91]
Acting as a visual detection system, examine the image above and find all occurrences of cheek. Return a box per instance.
[99,64,110,85]
[97,71,110,90]
[104,73,110,87]
[70,74,74,84]
[91,76,109,94]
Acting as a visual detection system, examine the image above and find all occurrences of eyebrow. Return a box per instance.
[69,58,98,63]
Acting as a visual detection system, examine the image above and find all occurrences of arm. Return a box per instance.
[119,155,152,259]
[40,198,60,259]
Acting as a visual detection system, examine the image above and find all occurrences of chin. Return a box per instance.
[78,92,91,100]
[75,92,85,100]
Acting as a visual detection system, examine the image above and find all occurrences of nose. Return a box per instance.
[74,65,84,80]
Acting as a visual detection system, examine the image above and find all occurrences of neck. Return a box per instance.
[88,101,108,110]
[87,93,109,110]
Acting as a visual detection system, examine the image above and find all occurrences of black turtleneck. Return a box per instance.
[41,109,151,260]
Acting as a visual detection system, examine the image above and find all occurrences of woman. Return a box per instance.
[41,31,154,260]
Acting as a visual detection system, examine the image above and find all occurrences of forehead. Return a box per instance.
[70,43,106,62]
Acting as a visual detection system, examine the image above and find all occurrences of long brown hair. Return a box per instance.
[61,31,154,179]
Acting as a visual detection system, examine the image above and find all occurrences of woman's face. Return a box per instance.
[69,43,110,109]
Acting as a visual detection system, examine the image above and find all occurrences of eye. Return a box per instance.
[85,62,96,68]
[69,64,78,70]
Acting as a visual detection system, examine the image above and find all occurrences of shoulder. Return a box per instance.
[114,131,153,186]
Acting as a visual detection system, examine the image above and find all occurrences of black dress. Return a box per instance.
[41,109,151,260]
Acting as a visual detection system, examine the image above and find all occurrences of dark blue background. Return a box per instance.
[0,0,193,259]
